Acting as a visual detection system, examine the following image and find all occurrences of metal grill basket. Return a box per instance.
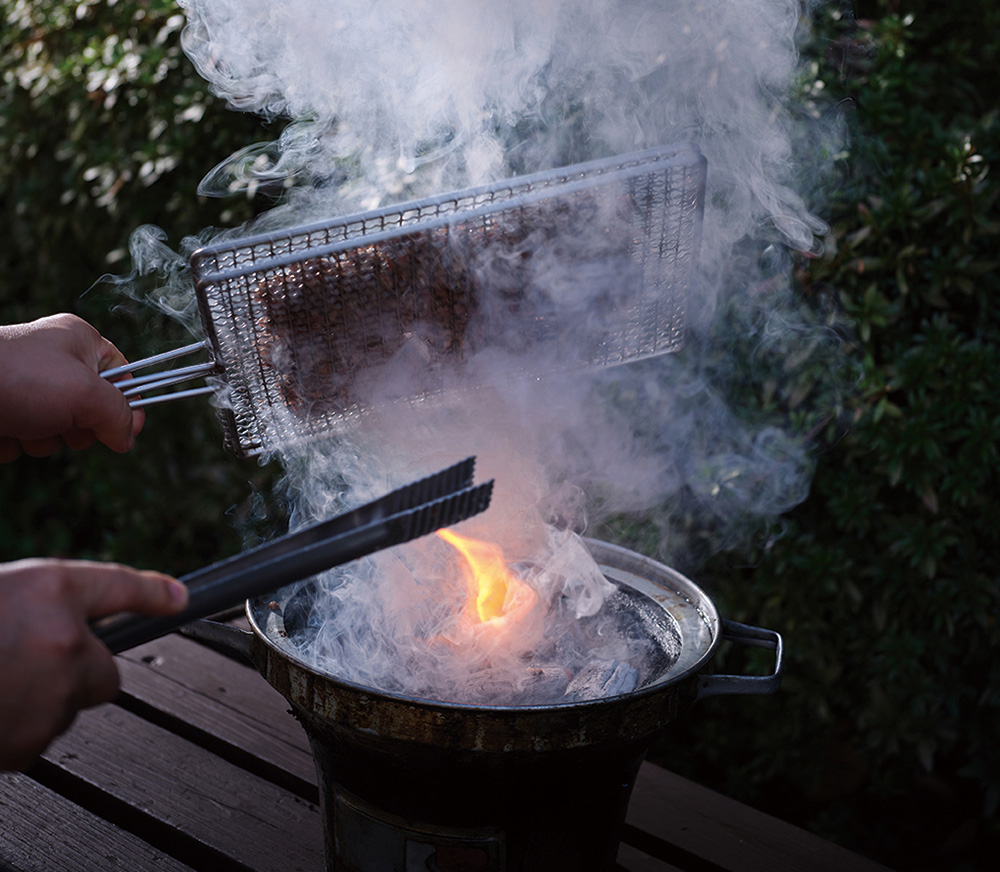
[190,143,706,457]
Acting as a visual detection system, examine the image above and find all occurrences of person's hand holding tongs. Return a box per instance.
[94,457,492,654]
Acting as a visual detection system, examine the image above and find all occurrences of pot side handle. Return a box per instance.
[695,619,783,700]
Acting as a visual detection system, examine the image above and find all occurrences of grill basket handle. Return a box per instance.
[695,620,783,700]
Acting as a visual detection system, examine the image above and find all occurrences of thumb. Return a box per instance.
[86,377,139,454]
[68,373,140,454]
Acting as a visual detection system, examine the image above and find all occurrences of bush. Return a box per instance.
[647,4,1000,871]
[0,0,283,573]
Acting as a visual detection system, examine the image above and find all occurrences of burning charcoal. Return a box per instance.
[564,660,639,702]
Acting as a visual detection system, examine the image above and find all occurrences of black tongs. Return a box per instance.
[94,457,493,654]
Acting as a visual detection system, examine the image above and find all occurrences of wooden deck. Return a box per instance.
[1,629,894,872]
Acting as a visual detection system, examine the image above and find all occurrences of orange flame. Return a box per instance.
[436,529,529,624]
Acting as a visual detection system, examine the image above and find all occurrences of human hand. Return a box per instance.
[0,558,189,771]
[0,313,145,462]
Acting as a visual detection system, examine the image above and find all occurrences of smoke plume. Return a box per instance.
[133,0,854,700]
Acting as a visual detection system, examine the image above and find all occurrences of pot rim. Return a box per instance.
[245,537,722,714]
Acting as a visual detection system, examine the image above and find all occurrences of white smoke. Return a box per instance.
[179,0,827,260]
[151,0,852,702]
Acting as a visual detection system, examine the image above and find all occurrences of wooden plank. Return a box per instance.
[115,633,892,872]
[119,633,304,746]
[625,762,896,872]
[616,841,686,872]
[0,774,197,872]
[39,703,325,872]
[118,636,690,868]
[115,633,316,792]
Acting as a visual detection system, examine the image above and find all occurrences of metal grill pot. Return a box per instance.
[193,539,781,872]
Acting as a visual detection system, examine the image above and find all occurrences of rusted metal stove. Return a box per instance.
[197,538,781,872]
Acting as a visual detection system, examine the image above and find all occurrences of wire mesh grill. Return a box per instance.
[190,143,706,457]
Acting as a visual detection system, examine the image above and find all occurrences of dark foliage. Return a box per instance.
[647,4,1000,871]
[1,0,284,573]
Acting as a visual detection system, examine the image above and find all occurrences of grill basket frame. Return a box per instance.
[190,143,707,456]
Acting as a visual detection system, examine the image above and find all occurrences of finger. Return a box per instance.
[97,372,146,451]
[130,400,145,438]
[34,644,120,741]
[52,561,189,618]
[79,377,138,454]
[93,333,129,375]
[74,637,122,710]
[91,331,146,438]
[52,314,124,374]
[0,438,22,462]
[22,639,119,760]
[63,428,99,451]
[19,436,64,458]
[56,319,138,453]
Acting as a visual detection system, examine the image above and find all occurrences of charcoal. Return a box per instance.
[564,659,639,702]
[470,666,571,706]
[519,666,571,702]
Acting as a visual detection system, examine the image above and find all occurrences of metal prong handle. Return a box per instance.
[118,362,216,394]
[101,340,214,407]
[128,386,217,408]
[100,340,209,379]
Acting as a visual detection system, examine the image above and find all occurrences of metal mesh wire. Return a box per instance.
[191,143,706,457]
